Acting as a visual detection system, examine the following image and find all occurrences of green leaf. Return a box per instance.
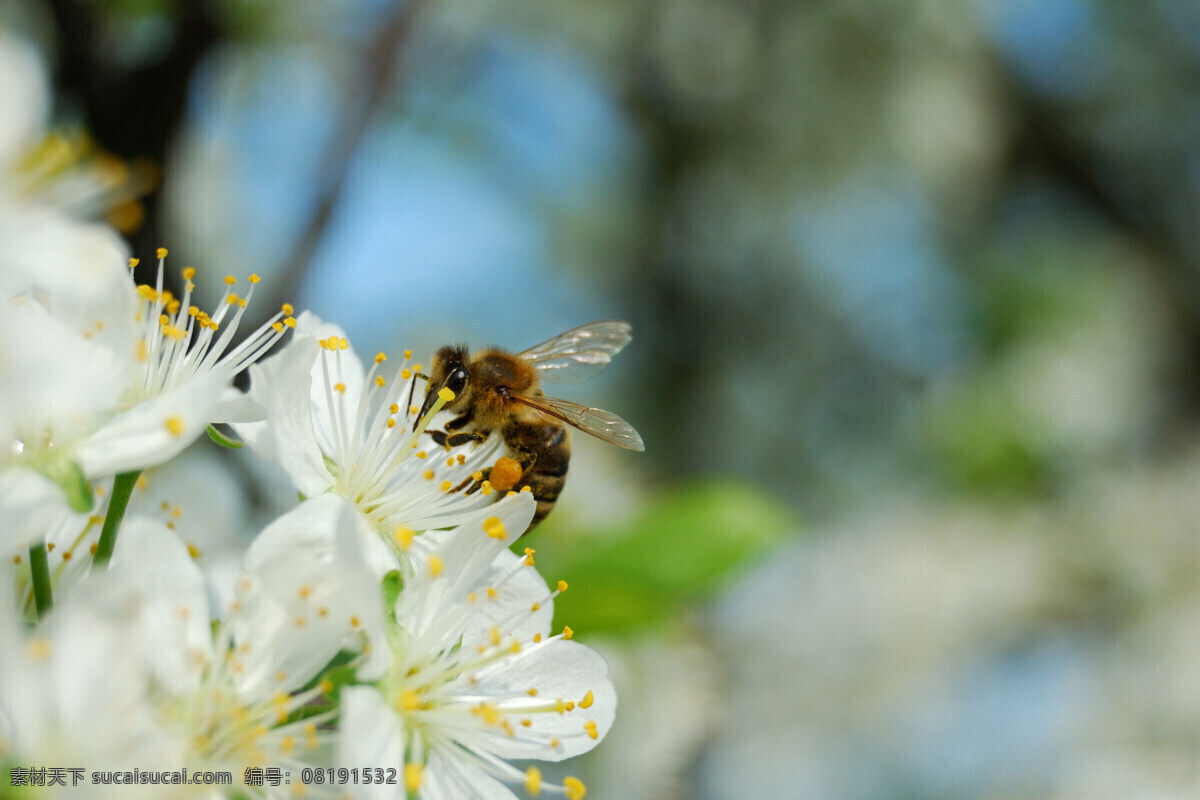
[536,480,796,634]
[206,424,243,449]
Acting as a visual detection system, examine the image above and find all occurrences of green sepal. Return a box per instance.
[42,457,93,513]
[206,424,243,449]
[382,570,404,626]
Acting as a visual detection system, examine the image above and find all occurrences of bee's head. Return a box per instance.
[419,345,471,421]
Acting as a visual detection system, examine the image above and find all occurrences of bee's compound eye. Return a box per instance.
[446,368,469,395]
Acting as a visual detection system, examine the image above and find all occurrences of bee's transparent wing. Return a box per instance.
[511,394,645,451]
[519,320,633,384]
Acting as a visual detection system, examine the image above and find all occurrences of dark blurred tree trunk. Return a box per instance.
[46,0,222,269]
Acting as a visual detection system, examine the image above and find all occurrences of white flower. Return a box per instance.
[98,497,380,797]
[0,556,186,799]
[234,313,507,544]
[73,249,292,477]
[336,492,616,800]
[1,247,291,541]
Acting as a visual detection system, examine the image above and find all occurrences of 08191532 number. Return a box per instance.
[299,767,397,785]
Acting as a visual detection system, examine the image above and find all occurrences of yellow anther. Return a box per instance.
[520,485,532,493]
[285,316,296,328]
[525,767,543,796]
[429,555,444,577]
[298,585,311,600]
[438,387,456,402]
[224,275,236,285]
[26,638,52,661]
[401,368,412,380]
[440,480,452,491]
[531,602,540,611]
[564,776,587,800]
[156,247,168,258]
[386,418,396,429]
[275,671,288,684]
[490,625,501,646]
[486,587,497,599]
[584,721,598,739]
[129,257,140,268]
[580,690,594,709]
[320,679,334,694]
[350,616,361,629]
[404,763,422,792]
[416,450,428,459]
[483,516,507,539]
[338,338,349,350]
[393,526,414,550]
[562,625,574,639]
[249,273,261,284]
[403,349,413,359]
[457,454,466,464]
[527,688,539,696]
[334,382,346,394]
[521,718,532,727]
[424,469,434,480]
[467,591,477,603]
[557,580,568,593]
[375,352,387,363]
[164,416,185,437]
[186,542,202,559]
[282,303,294,315]
[272,322,284,333]
[400,688,423,710]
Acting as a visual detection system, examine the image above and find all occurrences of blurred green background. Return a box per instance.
[10,0,1200,796]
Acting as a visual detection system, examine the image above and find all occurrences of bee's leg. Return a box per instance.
[444,412,473,431]
[444,430,488,447]
[452,467,487,494]
[429,430,449,447]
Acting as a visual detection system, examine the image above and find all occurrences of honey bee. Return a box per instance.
[416,320,644,529]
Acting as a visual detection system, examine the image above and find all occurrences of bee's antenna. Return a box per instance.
[408,370,429,431]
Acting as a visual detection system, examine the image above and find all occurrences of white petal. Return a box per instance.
[293,313,368,457]
[400,493,536,641]
[457,545,554,649]
[233,334,332,496]
[75,368,229,476]
[420,747,518,800]
[105,516,212,694]
[233,495,375,697]
[0,205,137,350]
[458,640,616,762]
[0,467,70,551]
[0,299,127,450]
[0,30,48,169]
[337,687,406,800]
